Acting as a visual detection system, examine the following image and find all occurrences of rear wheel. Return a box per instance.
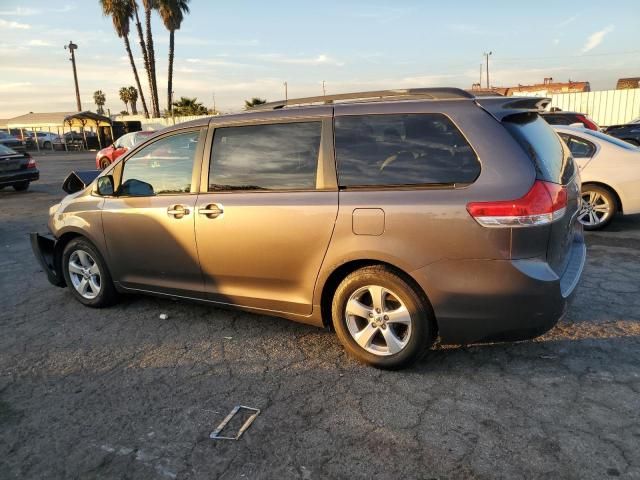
[579,185,617,230]
[13,181,29,191]
[332,265,434,369]
[43,141,52,149]
[62,238,118,307]
[99,157,110,170]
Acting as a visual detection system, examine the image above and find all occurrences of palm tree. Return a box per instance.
[156,0,190,115]
[141,0,160,117]
[244,97,267,109]
[119,86,130,113]
[131,0,154,115]
[127,86,139,114]
[171,97,207,116]
[93,90,106,115]
[99,0,150,118]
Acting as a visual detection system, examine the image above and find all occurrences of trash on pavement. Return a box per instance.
[209,405,260,440]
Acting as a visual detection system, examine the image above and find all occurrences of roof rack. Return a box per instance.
[250,88,474,110]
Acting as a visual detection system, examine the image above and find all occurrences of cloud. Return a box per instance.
[0,7,41,15]
[556,15,577,27]
[0,82,32,92]
[28,39,53,47]
[0,18,30,29]
[581,25,614,53]
[257,53,344,66]
[553,38,560,45]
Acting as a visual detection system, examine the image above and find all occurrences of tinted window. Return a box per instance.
[120,131,199,196]
[543,114,572,125]
[558,134,596,158]
[209,122,321,191]
[584,130,640,151]
[504,113,575,184]
[334,114,479,187]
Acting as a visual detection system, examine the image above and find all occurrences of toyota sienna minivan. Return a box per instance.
[31,88,586,368]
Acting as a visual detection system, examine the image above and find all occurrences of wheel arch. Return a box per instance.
[319,259,437,335]
[582,181,623,214]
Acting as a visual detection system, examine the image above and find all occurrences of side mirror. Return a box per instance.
[97,175,115,196]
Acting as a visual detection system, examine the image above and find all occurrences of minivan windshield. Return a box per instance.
[504,113,575,185]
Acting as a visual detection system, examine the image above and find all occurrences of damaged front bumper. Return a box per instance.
[30,233,65,287]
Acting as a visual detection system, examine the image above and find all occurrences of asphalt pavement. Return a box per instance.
[1,152,639,479]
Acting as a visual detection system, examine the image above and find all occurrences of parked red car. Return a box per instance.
[96,131,155,169]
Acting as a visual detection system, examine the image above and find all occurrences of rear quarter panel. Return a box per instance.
[315,100,538,305]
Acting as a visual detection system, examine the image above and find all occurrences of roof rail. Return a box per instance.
[250,88,474,110]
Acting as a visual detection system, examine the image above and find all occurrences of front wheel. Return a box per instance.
[13,181,29,191]
[62,238,118,307]
[578,185,617,230]
[43,141,52,149]
[331,265,435,369]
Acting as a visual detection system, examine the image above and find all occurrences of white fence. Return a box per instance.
[550,88,640,127]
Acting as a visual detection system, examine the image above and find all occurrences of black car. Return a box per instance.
[540,111,600,131]
[604,118,640,146]
[0,131,27,152]
[0,144,39,191]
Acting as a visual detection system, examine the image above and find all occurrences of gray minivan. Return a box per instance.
[31,88,585,368]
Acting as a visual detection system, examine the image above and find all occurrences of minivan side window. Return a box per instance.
[119,131,199,196]
[209,122,322,191]
[334,114,480,187]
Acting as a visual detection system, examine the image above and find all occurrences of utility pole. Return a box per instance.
[283,81,288,102]
[212,92,216,114]
[479,63,483,87]
[322,80,326,97]
[483,51,492,89]
[64,41,82,111]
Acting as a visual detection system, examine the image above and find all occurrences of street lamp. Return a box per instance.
[483,51,492,89]
[64,41,82,111]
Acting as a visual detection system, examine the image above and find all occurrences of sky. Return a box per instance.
[1,0,639,118]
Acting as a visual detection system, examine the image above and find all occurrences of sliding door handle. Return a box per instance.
[199,203,224,218]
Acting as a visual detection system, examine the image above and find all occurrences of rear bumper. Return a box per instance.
[411,237,586,345]
[30,233,65,287]
[0,169,39,186]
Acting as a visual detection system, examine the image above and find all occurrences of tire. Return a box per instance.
[43,141,52,149]
[62,237,118,307]
[579,184,617,230]
[331,265,435,369]
[99,157,111,170]
[13,181,29,191]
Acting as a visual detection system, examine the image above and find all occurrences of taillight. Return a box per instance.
[467,180,567,227]
[26,155,37,169]
[576,114,599,131]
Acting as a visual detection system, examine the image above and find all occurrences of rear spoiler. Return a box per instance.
[474,96,551,121]
[62,170,101,194]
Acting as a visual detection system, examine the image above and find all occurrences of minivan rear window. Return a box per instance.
[335,114,480,187]
[503,113,575,184]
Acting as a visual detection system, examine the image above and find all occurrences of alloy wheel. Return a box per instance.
[345,285,412,356]
[578,190,611,227]
[68,250,101,299]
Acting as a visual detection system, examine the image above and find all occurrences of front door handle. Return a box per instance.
[199,203,224,219]
[167,205,190,218]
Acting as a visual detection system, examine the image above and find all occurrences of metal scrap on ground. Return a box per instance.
[209,406,261,441]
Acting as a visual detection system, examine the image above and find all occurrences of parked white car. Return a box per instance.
[554,126,640,230]
[32,132,61,149]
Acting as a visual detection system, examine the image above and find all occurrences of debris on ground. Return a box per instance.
[209,406,260,440]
